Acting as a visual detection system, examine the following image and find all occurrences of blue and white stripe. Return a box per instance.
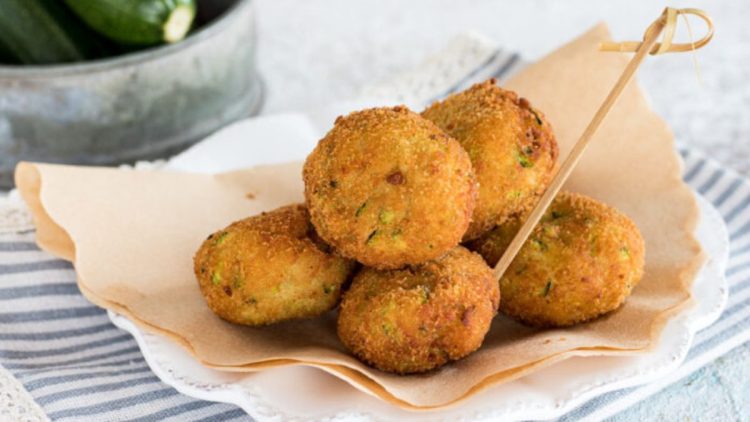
[0,233,250,421]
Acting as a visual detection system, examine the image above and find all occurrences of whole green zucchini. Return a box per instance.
[0,0,113,64]
[0,38,22,65]
[64,0,197,46]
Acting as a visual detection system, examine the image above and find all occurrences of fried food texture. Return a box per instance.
[303,106,477,269]
[468,192,645,327]
[194,204,356,326]
[423,80,558,240]
[337,247,499,374]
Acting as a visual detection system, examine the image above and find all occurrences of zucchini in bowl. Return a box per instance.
[0,0,113,64]
[64,0,197,46]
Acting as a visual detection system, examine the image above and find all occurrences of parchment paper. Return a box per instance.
[16,24,704,409]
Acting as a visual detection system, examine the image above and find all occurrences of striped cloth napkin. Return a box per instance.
[1,35,749,421]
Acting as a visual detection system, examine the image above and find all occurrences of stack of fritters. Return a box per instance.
[193,79,645,374]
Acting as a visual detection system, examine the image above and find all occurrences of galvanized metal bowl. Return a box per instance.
[0,0,262,188]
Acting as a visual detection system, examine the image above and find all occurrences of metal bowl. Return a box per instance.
[0,0,262,188]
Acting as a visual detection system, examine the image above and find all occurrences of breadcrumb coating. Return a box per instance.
[468,192,645,327]
[337,247,499,374]
[194,204,356,326]
[304,106,477,269]
[423,79,558,240]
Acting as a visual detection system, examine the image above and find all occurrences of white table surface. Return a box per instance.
[255,0,749,175]
[251,0,749,420]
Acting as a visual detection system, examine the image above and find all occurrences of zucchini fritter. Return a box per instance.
[337,247,499,374]
[193,204,356,326]
[468,192,645,327]
[423,80,558,240]
[303,106,477,269]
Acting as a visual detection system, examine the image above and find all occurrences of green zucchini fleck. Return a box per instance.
[541,280,553,297]
[391,229,407,248]
[214,231,230,245]
[381,299,397,315]
[530,109,544,125]
[543,225,559,237]
[355,201,368,217]
[419,285,431,304]
[211,272,221,285]
[516,151,534,168]
[531,238,548,251]
[619,246,631,259]
[379,210,395,224]
[467,146,482,161]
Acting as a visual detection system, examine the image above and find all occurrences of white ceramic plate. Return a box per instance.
[108,114,729,421]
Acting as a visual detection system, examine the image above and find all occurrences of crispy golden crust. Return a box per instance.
[422,79,559,241]
[337,247,499,374]
[467,192,645,327]
[193,204,356,326]
[303,106,477,270]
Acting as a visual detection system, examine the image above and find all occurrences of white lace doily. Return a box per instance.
[0,190,33,234]
[0,365,49,422]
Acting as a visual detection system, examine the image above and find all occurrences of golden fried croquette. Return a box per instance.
[467,192,645,327]
[303,106,477,269]
[337,247,499,374]
[193,204,356,326]
[422,79,558,241]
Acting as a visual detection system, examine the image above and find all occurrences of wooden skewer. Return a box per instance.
[599,8,714,55]
[492,7,711,280]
